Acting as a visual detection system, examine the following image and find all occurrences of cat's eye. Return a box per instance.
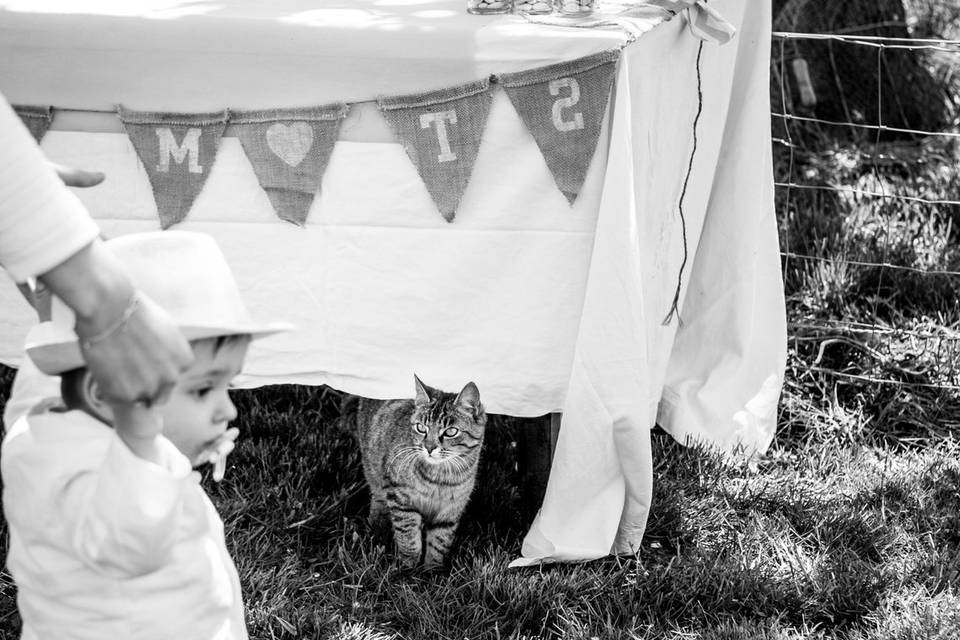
[442,427,460,438]
[413,423,428,434]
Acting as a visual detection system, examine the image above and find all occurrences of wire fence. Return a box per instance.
[770,25,960,434]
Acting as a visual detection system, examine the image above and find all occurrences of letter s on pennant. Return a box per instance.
[549,78,585,133]
[156,127,203,173]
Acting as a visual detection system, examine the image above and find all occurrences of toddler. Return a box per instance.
[2,231,289,639]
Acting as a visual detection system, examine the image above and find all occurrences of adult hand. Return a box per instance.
[51,162,105,188]
[38,239,194,406]
[78,292,194,406]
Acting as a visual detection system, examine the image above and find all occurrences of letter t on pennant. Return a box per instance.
[419,110,459,162]
[378,79,493,222]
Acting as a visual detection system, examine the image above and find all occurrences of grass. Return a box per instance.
[1,374,957,639]
[1,10,960,640]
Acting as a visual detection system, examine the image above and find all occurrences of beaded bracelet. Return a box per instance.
[79,291,141,351]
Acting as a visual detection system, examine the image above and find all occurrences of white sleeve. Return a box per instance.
[0,93,100,282]
[61,433,194,578]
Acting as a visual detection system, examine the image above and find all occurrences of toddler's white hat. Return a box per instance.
[25,230,292,375]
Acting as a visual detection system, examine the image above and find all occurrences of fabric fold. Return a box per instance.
[511,54,653,567]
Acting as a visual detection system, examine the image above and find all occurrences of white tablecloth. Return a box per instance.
[0,0,786,565]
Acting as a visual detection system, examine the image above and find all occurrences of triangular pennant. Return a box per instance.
[118,106,227,229]
[231,105,347,226]
[14,105,53,142]
[378,79,493,222]
[499,50,619,205]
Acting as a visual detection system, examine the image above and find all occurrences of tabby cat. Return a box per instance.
[356,375,487,571]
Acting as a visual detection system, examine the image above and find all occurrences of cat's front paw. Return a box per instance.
[397,553,420,572]
[422,558,446,573]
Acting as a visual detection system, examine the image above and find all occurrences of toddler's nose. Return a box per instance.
[216,393,238,423]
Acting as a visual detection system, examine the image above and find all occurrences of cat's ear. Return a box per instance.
[456,382,481,414]
[414,374,433,405]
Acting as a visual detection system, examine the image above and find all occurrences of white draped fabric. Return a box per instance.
[0,0,785,564]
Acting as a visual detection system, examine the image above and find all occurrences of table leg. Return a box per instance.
[517,412,561,523]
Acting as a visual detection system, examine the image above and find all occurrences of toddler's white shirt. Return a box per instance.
[1,409,248,639]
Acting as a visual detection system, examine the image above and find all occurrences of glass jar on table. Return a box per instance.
[513,0,552,13]
[554,0,596,15]
[466,0,512,14]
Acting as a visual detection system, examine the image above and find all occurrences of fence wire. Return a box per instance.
[770,28,960,431]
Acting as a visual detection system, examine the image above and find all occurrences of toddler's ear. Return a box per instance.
[81,373,114,424]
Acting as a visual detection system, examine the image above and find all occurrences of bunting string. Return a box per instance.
[17,49,622,226]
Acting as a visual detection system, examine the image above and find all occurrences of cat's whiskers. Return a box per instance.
[450,454,469,475]
[389,446,424,477]
[400,447,423,474]
[389,445,420,467]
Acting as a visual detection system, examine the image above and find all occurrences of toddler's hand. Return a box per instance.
[195,428,239,482]
[111,402,164,464]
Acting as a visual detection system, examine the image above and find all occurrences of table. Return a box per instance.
[0,0,786,565]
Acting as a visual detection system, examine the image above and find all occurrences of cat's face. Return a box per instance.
[409,377,485,466]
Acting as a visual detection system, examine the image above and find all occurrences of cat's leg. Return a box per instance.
[362,456,388,531]
[389,509,424,570]
[387,491,423,569]
[368,492,388,526]
[423,519,459,572]
[368,491,393,544]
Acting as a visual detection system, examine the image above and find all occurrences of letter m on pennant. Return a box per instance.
[118,107,227,229]
[156,127,203,173]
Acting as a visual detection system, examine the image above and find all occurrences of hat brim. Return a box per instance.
[25,321,294,376]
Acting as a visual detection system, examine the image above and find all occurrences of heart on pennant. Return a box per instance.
[266,122,314,167]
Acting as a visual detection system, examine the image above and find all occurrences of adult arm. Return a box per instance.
[0,94,192,404]
[0,96,100,280]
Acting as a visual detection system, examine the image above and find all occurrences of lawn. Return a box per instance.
[1,372,957,639]
[1,11,960,640]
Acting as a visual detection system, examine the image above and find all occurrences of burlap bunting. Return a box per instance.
[14,105,53,143]
[499,50,619,206]
[378,79,493,222]
[105,50,641,227]
[118,107,227,229]
[232,105,348,226]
